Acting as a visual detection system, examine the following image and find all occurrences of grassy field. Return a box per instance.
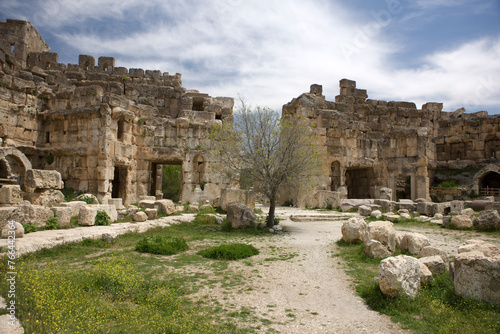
[0,215,276,334]
[334,239,500,334]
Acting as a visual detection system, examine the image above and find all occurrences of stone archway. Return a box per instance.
[0,148,32,188]
[472,164,500,196]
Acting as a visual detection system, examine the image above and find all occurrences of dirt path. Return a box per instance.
[198,208,412,333]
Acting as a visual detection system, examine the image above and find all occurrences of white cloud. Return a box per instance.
[1,0,499,113]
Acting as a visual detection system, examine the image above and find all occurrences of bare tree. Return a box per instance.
[210,97,321,228]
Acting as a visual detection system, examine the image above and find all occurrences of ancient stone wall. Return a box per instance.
[0,19,235,206]
[282,80,500,206]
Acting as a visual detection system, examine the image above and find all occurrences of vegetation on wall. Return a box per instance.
[162,164,182,202]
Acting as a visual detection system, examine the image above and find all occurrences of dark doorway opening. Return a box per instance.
[480,172,500,189]
[346,168,372,199]
[112,167,127,200]
[396,176,411,200]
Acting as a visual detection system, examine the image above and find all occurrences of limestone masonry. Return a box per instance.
[281,81,500,207]
[1,18,500,214]
[0,19,235,209]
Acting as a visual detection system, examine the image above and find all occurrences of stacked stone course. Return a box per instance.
[0,19,235,208]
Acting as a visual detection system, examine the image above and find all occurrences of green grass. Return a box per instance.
[135,236,189,255]
[198,243,259,260]
[0,217,276,333]
[334,240,500,333]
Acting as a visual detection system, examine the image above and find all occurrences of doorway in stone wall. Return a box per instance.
[112,166,128,201]
[345,168,372,199]
[396,176,412,200]
[162,164,182,202]
[149,162,182,202]
[480,171,500,197]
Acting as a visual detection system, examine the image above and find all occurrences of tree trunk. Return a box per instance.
[267,198,276,228]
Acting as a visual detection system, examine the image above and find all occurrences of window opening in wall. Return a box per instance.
[45,132,50,143]
[10,44,15,53]
[117,119,124,141]
[192,97,204,111]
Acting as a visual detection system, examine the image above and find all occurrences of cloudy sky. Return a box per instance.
[1,0,500,113]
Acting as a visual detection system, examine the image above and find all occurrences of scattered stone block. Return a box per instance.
[450,200,464,214]
[138,199,156,209]
[419,262,433,286]
[75,193,99,204]
[419,255,446,276]
[379,255,421,298]
[25,169,63,189]
[340,199,374,212]
[420,246,449,263]
[370,210,382,219]
[145,208,157,220]
[364,221,397,253]
[50,206,74,227]
[133,211,148,222]
[1,221,24,238]
[450,215,473,229]
[461,208,475,217]
[0,185,22,204]
[102,232,118,244]
[400,233,430,255]
[57,201,86,217]
[365,239,391,258]
[226,202,256,229]
[155,199,175,215]
[79,206,97,226]
[384,214,400,222]
[458,240,500,258]
[358,205,372,216]
[473,210,500,231]
[454,250,500,306]
[341,217,367,244]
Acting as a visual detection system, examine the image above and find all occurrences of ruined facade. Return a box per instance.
[0,19,234,207]
[283,80,500,207]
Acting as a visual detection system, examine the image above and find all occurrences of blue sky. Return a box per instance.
[1,0,500,113]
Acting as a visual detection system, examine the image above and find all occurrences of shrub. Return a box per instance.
[45,215,59,230]
[22,223,37,234]
[198,243,259,260]
[61,186,76,202]
[135,236,189,255]
[198,206,216,215]
[437,180,462,188]
[95,211,111,226]
[193,214,217,225]
[221,218,232,232]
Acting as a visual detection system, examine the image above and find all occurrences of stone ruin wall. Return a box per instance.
[0,19,235,207]
[282,79,500,207]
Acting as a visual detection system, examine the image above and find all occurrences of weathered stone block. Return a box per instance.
[400,233,430,255]
[341,217,367,244]
[364,221,396,253]
[1,221,24,239]
[145,208,157,220]
[155,199,175,215]
[133,211,148,222]
[450,215,473,229]
[419,256,446,276]
[226,202,256,229]
[50,206,74,227]
[79,206,97,226]
[0,185,22,205]
[454,251,500,306]
[379,255,421,298]
[473,210,500,231]
[25,169,63,189]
